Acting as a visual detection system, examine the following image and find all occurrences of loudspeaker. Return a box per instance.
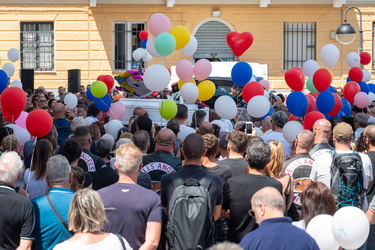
[68,69,81,93]
[20,69,34,92]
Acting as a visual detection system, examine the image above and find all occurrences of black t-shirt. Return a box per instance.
[202,164,232,186]
[161,164,223,214]
[366,151,375,203]
[216,158,248,176]
[223,174,283,243]
[78,148,106,180]
[0,185,35,249]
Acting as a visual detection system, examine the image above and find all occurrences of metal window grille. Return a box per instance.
[114,22,145,71]
[284,22,316,70]
[372,22,375,70]
[21,22,54,71]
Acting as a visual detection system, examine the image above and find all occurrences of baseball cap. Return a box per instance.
[333,122,353,139]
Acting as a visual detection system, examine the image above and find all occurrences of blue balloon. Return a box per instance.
[86,88,95,101]
[94,94,111,112]
[358,81,369,94]
[316,91,335,114]
[141,39,148,49]
[346,76,351,83]
[0,70,8,93]
[324,114,332,120]
[286,91,308,117]
[334,111,345,119]
[368,83,375,94]
[340,98,351,117]
[231,62,252,86]
[328,86,336,93]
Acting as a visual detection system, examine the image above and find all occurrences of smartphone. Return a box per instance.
[245,122,253,135]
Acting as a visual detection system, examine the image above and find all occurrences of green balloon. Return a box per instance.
[306,77,318,93]
[90,81,107,98]
[155,32,176,57]
[159,100,177,119]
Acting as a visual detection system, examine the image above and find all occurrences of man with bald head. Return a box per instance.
[52,103,72,146]
[142,128,182,193]
[199,121,214,135]
[283,130,315,208]
[309,118,334,160]
[239,187,319,250]
[133,106,148,117]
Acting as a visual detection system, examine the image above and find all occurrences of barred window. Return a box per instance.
[21,22,54,71]
[284,22,316,70]
[114,22,145,71]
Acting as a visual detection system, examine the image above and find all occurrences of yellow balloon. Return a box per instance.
[178,78,195,90]
[170,25,191,49]
[198,80,216,101]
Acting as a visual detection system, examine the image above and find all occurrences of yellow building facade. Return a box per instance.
[0,3,374,90]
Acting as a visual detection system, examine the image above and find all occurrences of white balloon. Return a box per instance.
[144,52,153,63]
[306,214,340,250]
[214,95,237,120]
[282,121,304,143]
[320,44,339,68]
[303,60,319,77]
[368,92,375,105]
[346,52,360,68]
[5,124,30,146]
[10,80,22,88]
[143,64,170,91]
[180,35,198,57]
[332,206,369,250]
[247,95,270,118]
[3,63,15,78]
[263,90,269,99]
[180,82,198,103]
[132,49,142,61]
[146,36,163,58]
[362,70,372,82]
[7,48,20,63]
[105,119,124,139]
[64,93,78,109]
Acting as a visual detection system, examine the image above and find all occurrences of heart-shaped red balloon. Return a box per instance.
[226,32,254,57]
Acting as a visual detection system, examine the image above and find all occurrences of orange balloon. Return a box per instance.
[114,94,123,100]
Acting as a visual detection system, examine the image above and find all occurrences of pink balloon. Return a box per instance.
[149,13,171,37]
[15,111,28,129]
[109,102,126,120]
[176,59,193,82]
[259,79,270,91]
[193,59,212,81]
[354,92,370,108]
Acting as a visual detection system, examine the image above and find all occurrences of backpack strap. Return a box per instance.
[170,172,184,188]
[115,234,126,250]
[199,173,215,189]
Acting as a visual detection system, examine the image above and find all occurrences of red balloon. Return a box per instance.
[360,52,371,65]
[1,87,27,115]
[328,93,342,116]
[304,111,325,130]
[2,109,20,122]
[343,81,361,104]
[348,67,363,83]
[242,81,264,103]
[97,75,114,93]
[288,114,297,121]
[309,92,319,99]
[305,94,316,114]
[26,109,53,138]
[139,30,149,41]
[284,68,305,91]
[226,32,254,57]
[312,69,332,92]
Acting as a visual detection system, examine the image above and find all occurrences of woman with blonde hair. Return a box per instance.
[266,140,294,211]
[1,135,20,152]
[53,188,132,250]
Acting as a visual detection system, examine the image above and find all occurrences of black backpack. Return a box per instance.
[330,151,366,209]
[54,120,71,146]
[166,173,215,250]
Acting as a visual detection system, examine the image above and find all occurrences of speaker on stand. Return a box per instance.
[20,69,35,92]
[68,69,81,93]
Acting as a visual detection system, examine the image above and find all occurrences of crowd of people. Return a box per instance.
[1,84,375,250]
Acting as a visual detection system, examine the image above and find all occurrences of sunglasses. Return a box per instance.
[39,100,47,103]
[369,105,374,108]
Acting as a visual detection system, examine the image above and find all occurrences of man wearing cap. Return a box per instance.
[310,122,373,209]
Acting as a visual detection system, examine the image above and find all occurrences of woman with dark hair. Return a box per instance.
[24,139,53,200]
[31,94,39,109]
[293,181,336,230]
[48,98,57,109]
[85,103,103,125]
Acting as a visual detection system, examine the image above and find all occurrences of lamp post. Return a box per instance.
[335,6,363,68]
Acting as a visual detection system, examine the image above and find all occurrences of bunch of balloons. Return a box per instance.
[0,48,24,91]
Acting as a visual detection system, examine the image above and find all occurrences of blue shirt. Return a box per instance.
[32,187,74,250]
[239,217,319,250]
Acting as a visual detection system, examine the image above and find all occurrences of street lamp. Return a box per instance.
[335,6,363,54]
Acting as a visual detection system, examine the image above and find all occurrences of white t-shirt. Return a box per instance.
[53,233,132,250]
[177,124,195,140]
